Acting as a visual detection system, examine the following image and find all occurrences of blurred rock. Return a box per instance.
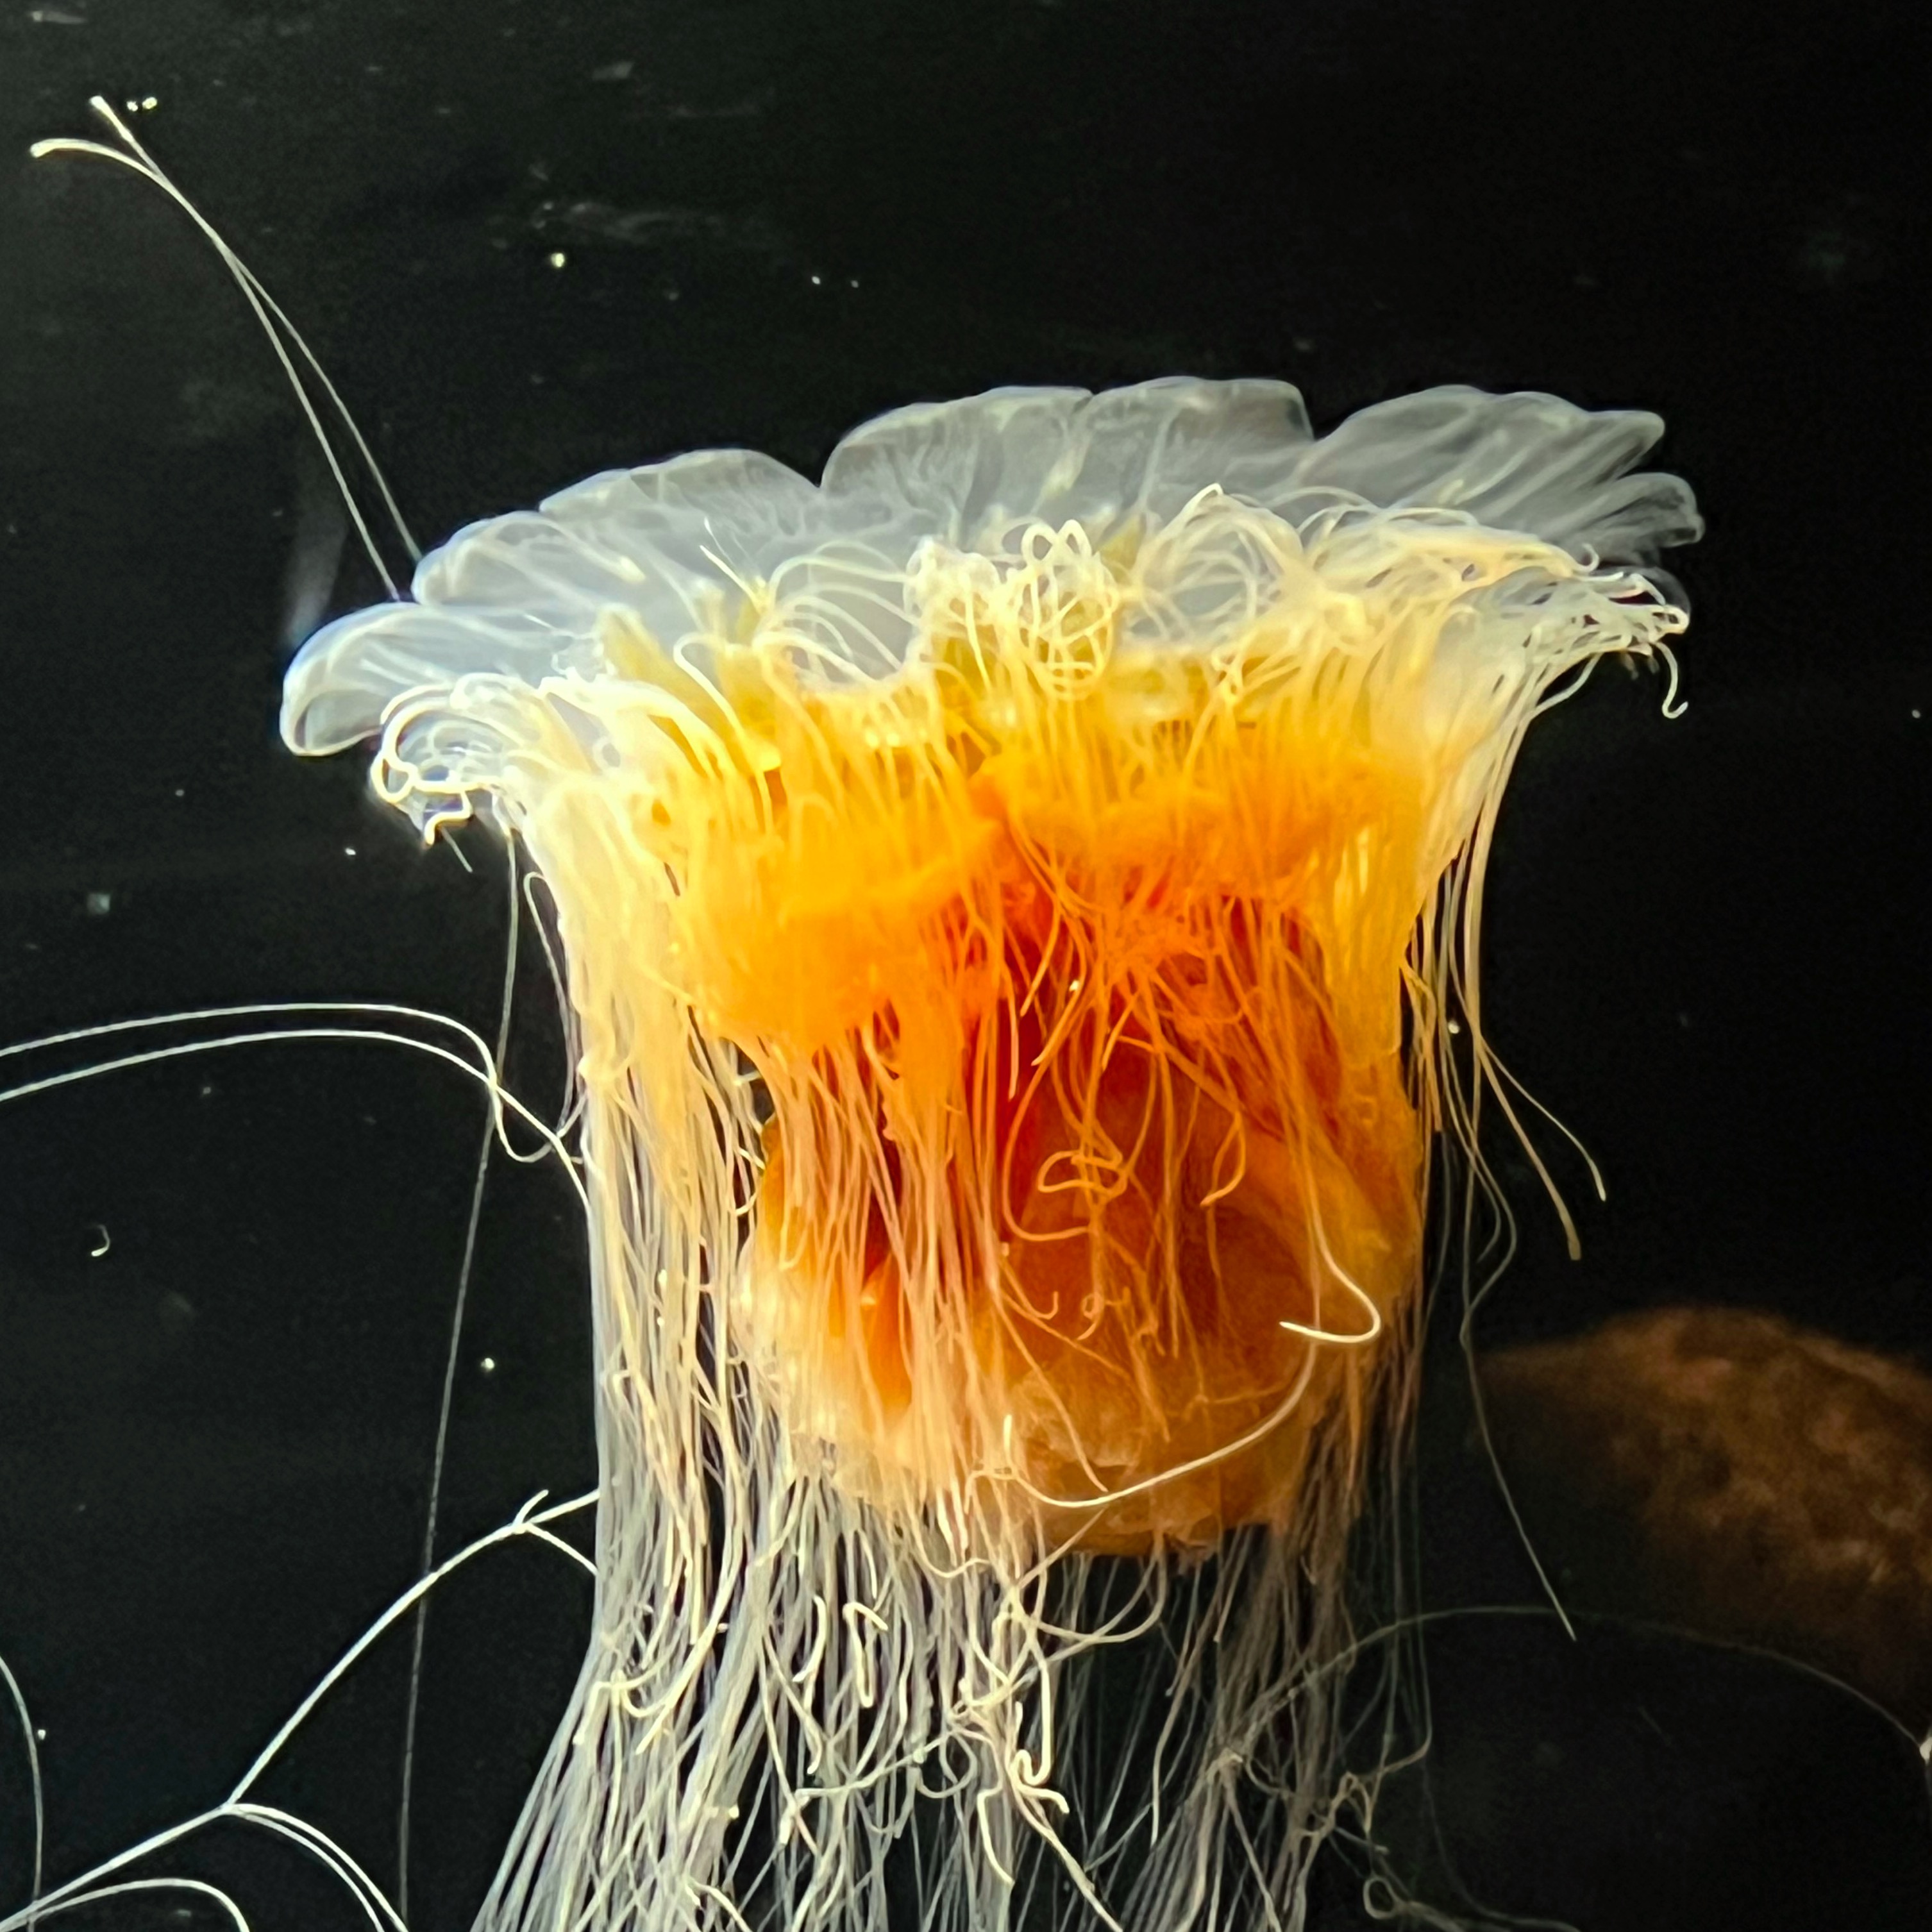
[1480,1306,1932,1729]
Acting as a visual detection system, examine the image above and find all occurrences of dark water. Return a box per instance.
[0,2,1924,1928]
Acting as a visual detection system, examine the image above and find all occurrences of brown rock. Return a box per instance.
[1480,1306,1932,1729]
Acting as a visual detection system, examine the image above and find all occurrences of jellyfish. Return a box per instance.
[269,373,1699,1932]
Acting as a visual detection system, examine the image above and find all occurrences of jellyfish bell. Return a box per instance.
[281,376,1699,1928]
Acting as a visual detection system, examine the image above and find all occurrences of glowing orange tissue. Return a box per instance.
[705,553,1434,1555]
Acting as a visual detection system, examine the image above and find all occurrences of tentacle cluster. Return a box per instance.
[285,380,1697,1932]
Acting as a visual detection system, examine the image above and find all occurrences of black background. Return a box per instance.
[0,2,1925,1928]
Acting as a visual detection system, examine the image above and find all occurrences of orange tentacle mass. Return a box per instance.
[722,659,1425,1554]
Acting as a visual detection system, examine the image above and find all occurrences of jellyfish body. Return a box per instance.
[283,378,1697,1931]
